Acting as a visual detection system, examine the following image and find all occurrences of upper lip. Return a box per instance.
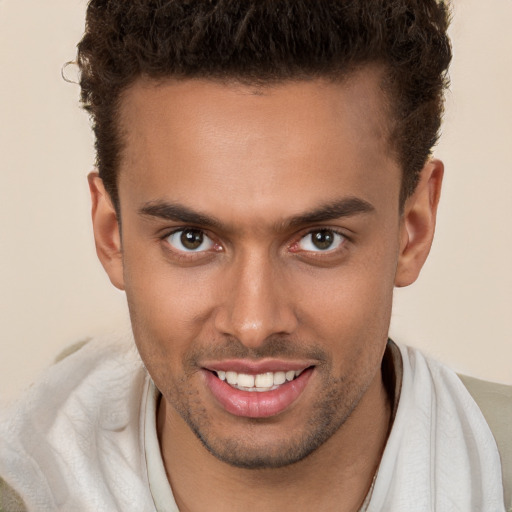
[202,358,315,374]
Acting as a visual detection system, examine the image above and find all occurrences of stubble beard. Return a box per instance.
[161,357,373,470]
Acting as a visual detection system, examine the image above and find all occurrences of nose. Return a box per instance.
[214,251,298,349]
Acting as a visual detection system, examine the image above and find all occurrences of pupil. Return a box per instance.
[181,229,203,250]
[312,230,334,250]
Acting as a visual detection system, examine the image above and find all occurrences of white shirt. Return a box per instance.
[0,338,505,511]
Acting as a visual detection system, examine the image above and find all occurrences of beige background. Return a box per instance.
[0,0,510,402]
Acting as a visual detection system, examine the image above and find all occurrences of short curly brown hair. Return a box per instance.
[77,0,451,210]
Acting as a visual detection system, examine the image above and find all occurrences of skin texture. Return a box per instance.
[89,68,443,511]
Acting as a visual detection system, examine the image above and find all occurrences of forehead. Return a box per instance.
[117,69,400,222]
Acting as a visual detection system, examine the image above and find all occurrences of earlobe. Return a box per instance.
[88,171,125,290]
[395,159,444,287]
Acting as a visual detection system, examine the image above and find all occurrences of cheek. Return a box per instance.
[122,252,219,366]
[292,246,396,361]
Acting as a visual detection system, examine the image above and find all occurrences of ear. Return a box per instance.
[88,171,125,290]
[395,159,444,287]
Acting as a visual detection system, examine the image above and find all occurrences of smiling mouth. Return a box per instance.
[213,369,306,392]
[204,365,314,418]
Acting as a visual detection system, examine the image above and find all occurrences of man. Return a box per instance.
[0,1,508,511]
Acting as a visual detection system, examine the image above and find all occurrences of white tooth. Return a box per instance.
[217,370,226,381]
[273,371,286,385]
[226,371,238,385]
[285,370,295,382]
[237,373,255,388]
[255,372,274,388]
[294,369,303,377]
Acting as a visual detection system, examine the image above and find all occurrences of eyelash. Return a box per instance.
[160,228,221,261]
[289,228,348,256]
[160,227,350,260]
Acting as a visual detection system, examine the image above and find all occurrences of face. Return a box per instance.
[91,70,439,469]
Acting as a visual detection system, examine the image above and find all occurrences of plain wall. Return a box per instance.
[0,0,510,402]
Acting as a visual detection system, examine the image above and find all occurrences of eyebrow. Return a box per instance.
[282,197,375,230]
[139,201,223,229]
[138,196,375,231]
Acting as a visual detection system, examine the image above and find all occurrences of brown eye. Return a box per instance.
[298,229,344,252]
[181,229,203,250]
[166,229,214,252]
[312,230,335,250]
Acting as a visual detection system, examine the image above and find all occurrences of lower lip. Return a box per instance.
[203,368,313,418]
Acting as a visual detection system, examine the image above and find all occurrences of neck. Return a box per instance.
[158,369,391,512]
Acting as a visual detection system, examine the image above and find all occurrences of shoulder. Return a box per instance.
[397,342,511,510]
[458,374,512,512]
[0,338,152,511]
[398,343,511,442]
[1,337,146,435]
